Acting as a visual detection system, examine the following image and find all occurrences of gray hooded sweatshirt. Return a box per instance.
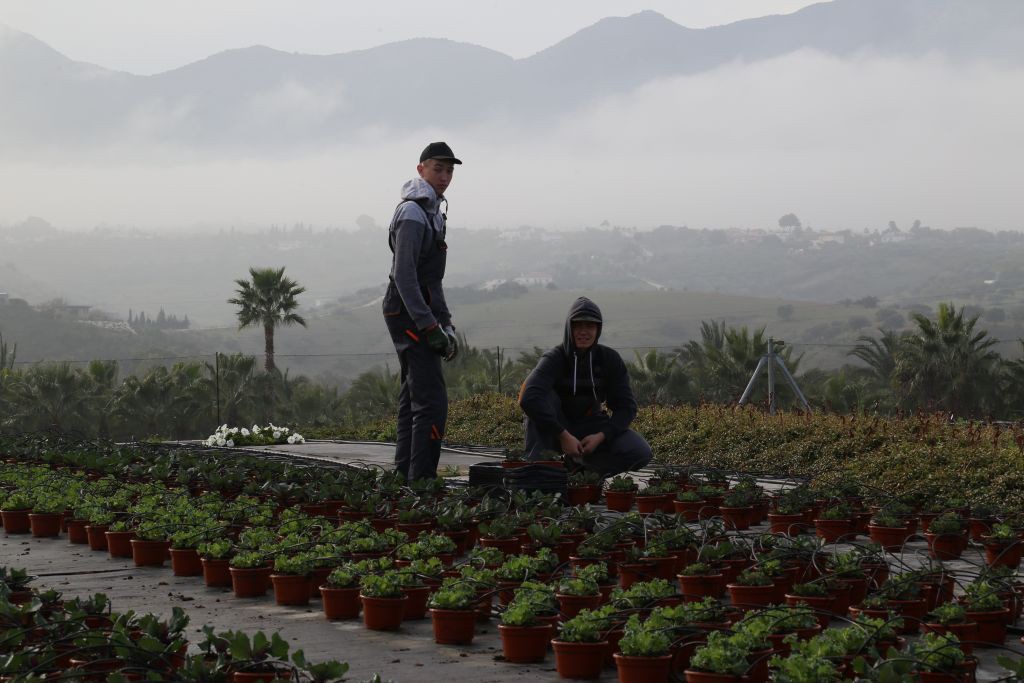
[383,178,452,331]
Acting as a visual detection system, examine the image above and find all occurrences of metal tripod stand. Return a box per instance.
[737,337,812,414]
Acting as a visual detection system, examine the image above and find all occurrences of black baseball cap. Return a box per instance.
[420,141,462,165]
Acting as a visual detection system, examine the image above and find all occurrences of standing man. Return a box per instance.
[382,142,461,481]
[518,297,652,477]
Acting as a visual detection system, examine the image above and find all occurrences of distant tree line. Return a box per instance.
[128,308,190,331]
[2,302,1022,441]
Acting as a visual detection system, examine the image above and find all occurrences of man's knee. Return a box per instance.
[618,430,652,470]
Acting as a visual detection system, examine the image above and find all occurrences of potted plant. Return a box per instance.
[198,538,235,587]
[0,491,35,534]
[428,582,478,645]
[674,490,706,522]
[867,511,910,551]
[271,552,315,606]
[229,551,273,598]
[718,490,755,530]
[908,632,971,683]
[636,482,675,515]
[359,572,407,631]
[478,517,521,557]
[982,522,1023,568]
[962,579,1011,645]
[613,614,673,683]
[567,471,603,506]
[879,575,928,634]
[678,562,725,602]
[813,504,853,543]
[498,601,550,663]
[556,576,601,619]
[768,651,843,683]
[685,629,749,683]
[605,476,638,512]
[28,493,65,538]
[923,513,968,560]
[922,601,978,654]
[727,569,775,611]
[784,582,836,629]
[129,519,171,567]
[223,629,294,682]
[104,520,136,559]
[552,608,609,680]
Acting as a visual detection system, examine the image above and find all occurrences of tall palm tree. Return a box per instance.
[228,267,307,373]
[893,302,1000,415]
[628,349,690,406]
[205,353,258,427]
[849,329,905,385]
[8,363,94,433]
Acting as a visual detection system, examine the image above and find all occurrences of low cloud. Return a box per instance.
[2,51,1022,231]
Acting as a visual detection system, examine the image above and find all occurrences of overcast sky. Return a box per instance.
[0,0,815,74]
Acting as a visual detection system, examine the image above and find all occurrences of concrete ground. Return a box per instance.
[5,440,1024,681]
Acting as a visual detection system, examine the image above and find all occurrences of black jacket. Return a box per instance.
[519,297,638,441]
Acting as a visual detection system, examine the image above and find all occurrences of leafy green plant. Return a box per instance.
[769,651,843,682]
[359,572,404,599]
[500,601,540,627]
[198,538,233,559]
[428,584,477,611]
[790,582,829,597]
[680,562,718,576]
[689,630,750,674]
[325,565,358,588]
[229,551,266,569]
[557,577,599,597]
[910,632,965,672]
[963,580,1003,611]
[617,614,671,657]
[607,475,637,493]
[557,609,607,643]
[927,512,964,535]
[925,601,967,625]
[734,569,773,586]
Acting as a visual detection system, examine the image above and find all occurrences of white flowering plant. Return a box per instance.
[204,423,306,448]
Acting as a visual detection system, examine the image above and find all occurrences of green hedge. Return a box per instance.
[309,394,1024,509]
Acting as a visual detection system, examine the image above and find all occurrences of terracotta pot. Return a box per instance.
[636,494,672,515]
[201,557,232,587]
[232,669,293,682]
[868,524,910,551]
[604,490,636,512]
[66,518,89,544]
[320,585,361,619]
[105,530,135,558]
[557,593,602,619]
[967,607,1010,646]
[230,566,272,598]
[968,517,993,542]
[618,562,652,589]
[887,597,928,634]
[396,520,434,538]
[727,583,775,610]
[916,659,977,683]
[271,574,311,606]
[130,539,169,567]
[499,623,550,663]
[308,567,332,598]
[431,608,477,645]
[983,541,1023,568]
[679,573,725,601]
[0,509,31,534]
[683,671,745,683]
[566,485,601,507]
[828,582,854,617]
[768,512,808,535]
[85,524,109,551]
[814,518,853,543]
[442,528,470,554]
[614,653,673,683]
[837,577,869,607]
[28,512,63,538]
[925,533,967,560]
[552,639,607,680]
[360,594,407,631]
[719,506,752,530]
[401,584,431,620]
[673,500,704,522]
[480,536,521,557]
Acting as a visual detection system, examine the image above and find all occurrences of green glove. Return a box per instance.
[425,325,450,355]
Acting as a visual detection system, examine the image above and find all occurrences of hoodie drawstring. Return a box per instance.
[572,354,577,396]
[589,353,597,400]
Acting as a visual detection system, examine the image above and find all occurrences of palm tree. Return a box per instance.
[8,363,94,433]
[848,329,905,385]
[628,349,690,406]
[205,353,258,427]
[228,267,307,373]
[893,302,1001,415]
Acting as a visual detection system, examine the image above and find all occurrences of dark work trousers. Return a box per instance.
[523,390,652,478]
[384,313,447,482]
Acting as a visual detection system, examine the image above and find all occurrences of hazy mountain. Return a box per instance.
[2,0,1022,152]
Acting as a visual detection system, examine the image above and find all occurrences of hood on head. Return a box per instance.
[401,177,440,210]
[562,296,603,356]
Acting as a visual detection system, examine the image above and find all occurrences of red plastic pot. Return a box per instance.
[678,573,725,601]
[499,623,551,663]
[926,533,967,560]
[683,671,745,683]
[720,506,752,531]
[105,530,135,558]
[28,512,62,538]
[867,523,910,551]
[673,499,705,521]
[614,653,673,683]
[727,583,775,610]
[552,640,607,679]
[130,539,169,567]
[271,574,311,606]
[604,490,635,513]
[230,566,272,598]
[321,585,361,619]
[0,509,31,534]
[361,594,407,631]
[922,621,978,655]
[66,518,89,544]
[431,608,477,645]
[814,518,852,543]
[983,540,1023,568]
[232,668,293,682]
[767,512,808,535]
[401,584,432,620]
[566,485,601,507]
[201,557,232,587]
[784,593,836,628]
[967,607,1010,646]
[636,494,671,515]
[556,593,602,619]
[85,524,109,550]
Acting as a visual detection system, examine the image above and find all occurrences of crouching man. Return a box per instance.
[518,296,652,477]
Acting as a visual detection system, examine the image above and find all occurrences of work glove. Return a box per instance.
[425,324,450,355]
[443,325,458,362]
